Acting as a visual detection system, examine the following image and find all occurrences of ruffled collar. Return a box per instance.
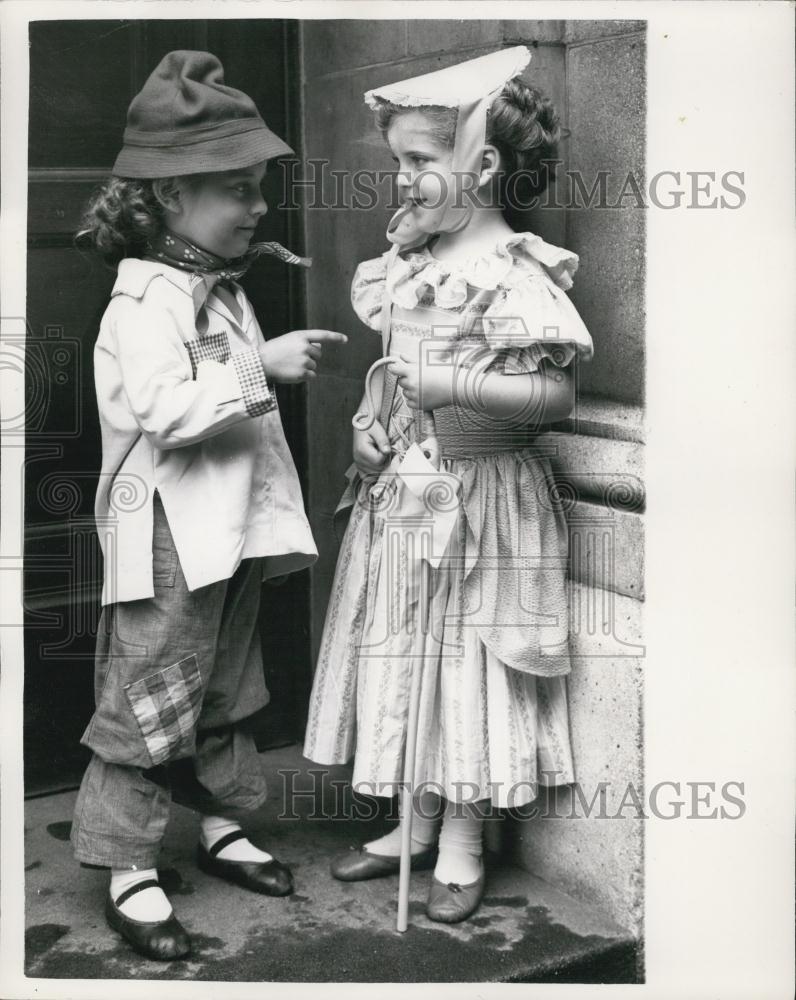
[386,232,579,312]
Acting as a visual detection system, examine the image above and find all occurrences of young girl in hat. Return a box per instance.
[70,50,345,960]
[304,46,593,924]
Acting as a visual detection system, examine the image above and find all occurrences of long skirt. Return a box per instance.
[304,450,576,809]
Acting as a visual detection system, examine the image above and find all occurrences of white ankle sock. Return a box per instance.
[364,791,441,857]
[434,800,484,886]
[199,815,273,863]
[110,868,172,921]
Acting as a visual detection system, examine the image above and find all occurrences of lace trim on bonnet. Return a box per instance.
[350,232,594,364]
[363,47,532,110]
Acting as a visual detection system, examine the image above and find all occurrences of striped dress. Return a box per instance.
[304,233,593,808]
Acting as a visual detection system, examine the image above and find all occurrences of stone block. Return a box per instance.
[567,213,645,407]
[564,20,646,44]
[507,587,644,935]
[565,33,646,405]
[540,430,645,509]
[405,18,503,56]
[553,393,645,444]
[500,20,565,45]
[568,499,645,603]
[507,201,567,250]
[301,20,406,80]
[517,42,567,135]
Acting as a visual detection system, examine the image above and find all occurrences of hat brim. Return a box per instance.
[364,45,531,110]
[112,124,294,178]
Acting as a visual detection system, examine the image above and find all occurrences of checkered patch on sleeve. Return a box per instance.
[230,348,277,417]
[184,332,231,379]
[124,655,204,766]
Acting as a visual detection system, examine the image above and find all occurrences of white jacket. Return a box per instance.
[94,258,317,604]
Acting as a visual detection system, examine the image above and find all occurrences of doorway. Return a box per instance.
[24,18,310,795]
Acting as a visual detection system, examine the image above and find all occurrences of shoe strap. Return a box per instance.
[113,878,161,908]
[207,830,248,857]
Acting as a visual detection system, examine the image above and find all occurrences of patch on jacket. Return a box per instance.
[183,332,231,379]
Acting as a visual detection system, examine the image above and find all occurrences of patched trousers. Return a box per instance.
[71,494,270,869]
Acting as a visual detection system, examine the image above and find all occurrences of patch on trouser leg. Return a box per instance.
[124,655,203,766]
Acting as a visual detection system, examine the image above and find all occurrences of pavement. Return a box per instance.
[24,745,640,984]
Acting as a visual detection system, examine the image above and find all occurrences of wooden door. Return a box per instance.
[24,19,310,795]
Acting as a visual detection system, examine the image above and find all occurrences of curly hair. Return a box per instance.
[76,177,166,266]
[373,75,561,203]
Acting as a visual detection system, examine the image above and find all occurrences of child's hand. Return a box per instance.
[259,329,347,383]
[389,354,455,411]
[353,422,392,475]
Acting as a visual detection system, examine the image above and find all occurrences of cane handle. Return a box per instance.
[352,356,399,432]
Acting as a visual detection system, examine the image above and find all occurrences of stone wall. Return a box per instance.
[298,18,646,937]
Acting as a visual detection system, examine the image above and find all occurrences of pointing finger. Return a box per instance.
[307,330,348,344]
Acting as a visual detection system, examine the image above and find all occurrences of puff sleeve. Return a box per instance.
[350,253,390,331]
[482,245,594,374]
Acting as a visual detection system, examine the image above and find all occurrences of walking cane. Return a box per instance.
[353,363,439,934]
[396,408,438,934]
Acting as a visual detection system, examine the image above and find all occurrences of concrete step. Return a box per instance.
[24,745,640,983]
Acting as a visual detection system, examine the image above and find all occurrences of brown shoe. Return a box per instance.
[330,845,437,882]
[425,864,486,923]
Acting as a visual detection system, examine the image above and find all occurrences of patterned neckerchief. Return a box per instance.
[144,230,311,326]
[145,229,311,281]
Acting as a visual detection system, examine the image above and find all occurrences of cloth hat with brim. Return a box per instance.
[113,50,293,178]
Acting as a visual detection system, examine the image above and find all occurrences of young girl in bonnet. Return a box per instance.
[71,51,345,960]
[304,46,593,924]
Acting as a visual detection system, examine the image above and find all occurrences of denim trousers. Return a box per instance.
[71,495,270,869]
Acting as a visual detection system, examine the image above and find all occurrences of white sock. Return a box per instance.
[110,868,172,922]
[364,791,441,857]
[434,800,484,886]
[199,815,273,863]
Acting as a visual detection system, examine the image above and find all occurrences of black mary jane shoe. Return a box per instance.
[330,844,437,882]
[105,880,191,961]
[197,831,294,897]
